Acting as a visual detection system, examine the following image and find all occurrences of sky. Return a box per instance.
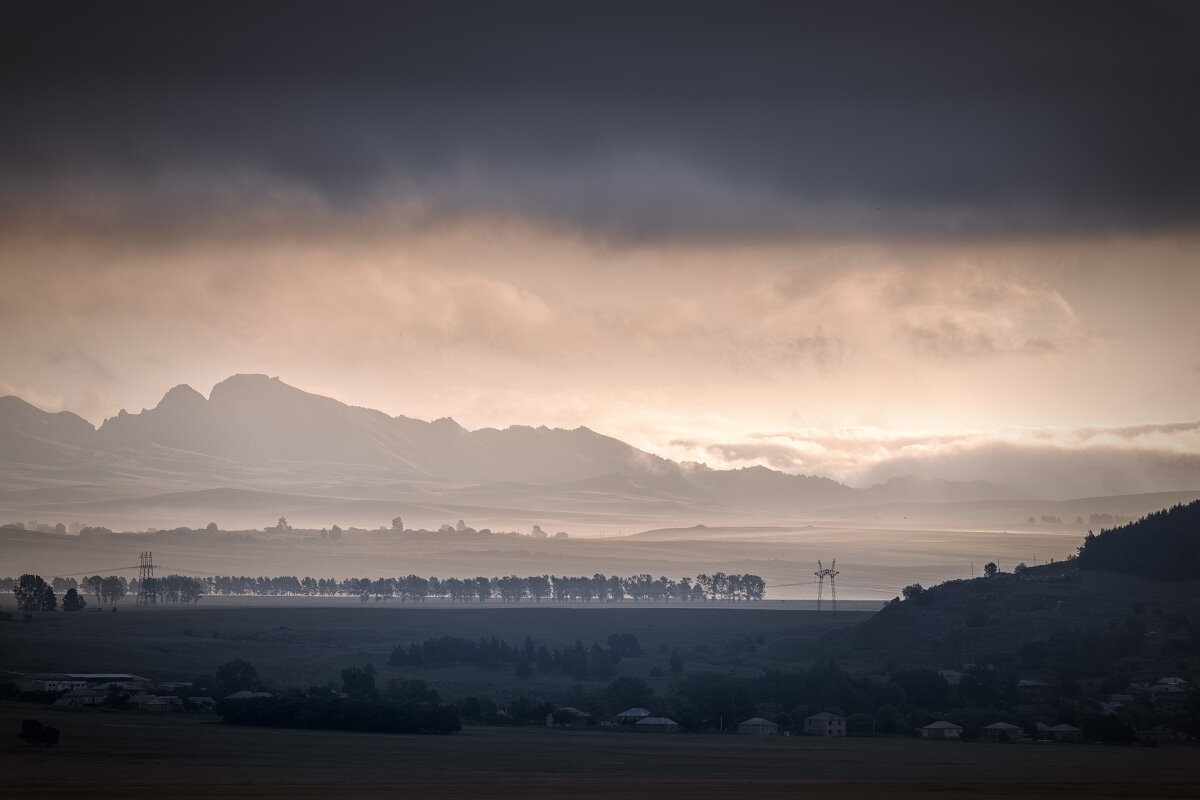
[2,1,1198,490]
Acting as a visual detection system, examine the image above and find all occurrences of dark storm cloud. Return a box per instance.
[3,0,1199,238]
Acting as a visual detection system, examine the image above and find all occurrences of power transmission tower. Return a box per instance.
[136,551,158,606]
[814,559,840,612]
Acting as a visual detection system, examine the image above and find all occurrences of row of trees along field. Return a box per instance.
[6,572,764,608]
[204,572,766,602]
[4,574,207,610]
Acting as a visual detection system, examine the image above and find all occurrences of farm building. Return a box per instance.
[919,721,963,739]
[738,717,779,736]
[803,712,845,737]
[15,673,88,693]
[980,722,1026,742]
[635,716,680,733]
[51,687,109,708]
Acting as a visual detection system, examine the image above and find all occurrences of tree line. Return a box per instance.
[203,572,766,602]
[388,632,645,680]
[217,662,459,735]
[7,571,764,609]
[4,573,207,611]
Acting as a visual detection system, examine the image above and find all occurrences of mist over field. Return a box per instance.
[3,375,1196,599]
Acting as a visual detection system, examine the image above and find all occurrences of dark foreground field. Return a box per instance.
[3,701,1196,800]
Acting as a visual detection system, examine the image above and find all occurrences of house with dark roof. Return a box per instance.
[980,722,1027,742]
[738,717,779,736]
[635,716,680,733]
[919,720,963,739]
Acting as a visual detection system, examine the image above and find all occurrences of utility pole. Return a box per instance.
[815,560,839,612]
[136,552,158,607]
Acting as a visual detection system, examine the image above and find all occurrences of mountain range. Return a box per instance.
[1,374,1197,531]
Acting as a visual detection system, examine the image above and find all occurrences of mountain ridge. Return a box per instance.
[4,374,1195,530]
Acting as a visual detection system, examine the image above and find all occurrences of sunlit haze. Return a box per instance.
[2,2,1197,494]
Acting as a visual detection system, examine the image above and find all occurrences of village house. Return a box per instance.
[615,707,652,723]
[803,711,846,737]
[737,717,779,736]
[16,673,89,693]
[980,722,1027,742]
[51,686,110,708]
[145,696,185,712]
[635,716,680,733]
[919,720,963,740]
[1149,678,1190,709]
[1037,723,1083,742]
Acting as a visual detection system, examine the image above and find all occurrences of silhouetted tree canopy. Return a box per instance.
[13,574,56,612]
[1076,501,1200,580]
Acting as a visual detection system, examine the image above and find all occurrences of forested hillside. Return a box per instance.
[1076,500,1200,580]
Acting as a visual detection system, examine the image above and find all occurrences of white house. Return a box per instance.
[804,711,846,737]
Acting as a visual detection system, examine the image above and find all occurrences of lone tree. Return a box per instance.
[14,574,56,612]
[19,720,59,747]
[62,587,87,612]
[983,562,999,578]
[391,516,404,532]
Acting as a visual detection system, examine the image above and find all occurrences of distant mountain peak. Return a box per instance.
[431,417,465,432]
[157,384,206,410]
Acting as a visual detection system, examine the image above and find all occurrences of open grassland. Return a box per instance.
[0,605,873,694]
[2,701,1196,800]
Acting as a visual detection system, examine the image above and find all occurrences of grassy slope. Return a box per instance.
[828,565,1200,674]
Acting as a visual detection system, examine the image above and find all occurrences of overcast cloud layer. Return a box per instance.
[2,2,1198,495]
